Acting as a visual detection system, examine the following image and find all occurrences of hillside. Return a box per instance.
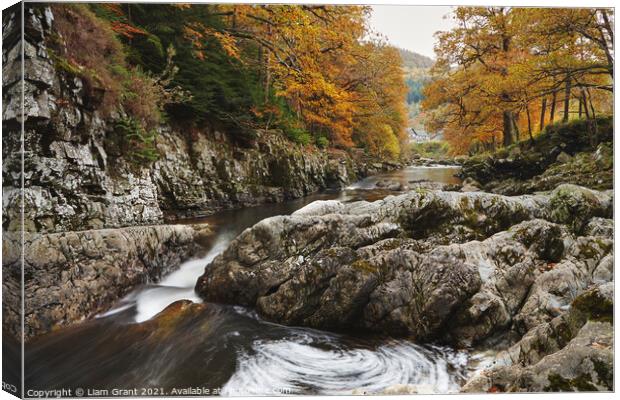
[398,48,434,69]
[397,48,434,130]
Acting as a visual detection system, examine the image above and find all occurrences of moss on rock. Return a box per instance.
[571,287,613,324]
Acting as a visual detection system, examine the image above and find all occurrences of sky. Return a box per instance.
[369,6,457,59]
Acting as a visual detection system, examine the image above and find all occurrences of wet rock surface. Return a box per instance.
[3,224,212,339]
[462,283,613,392]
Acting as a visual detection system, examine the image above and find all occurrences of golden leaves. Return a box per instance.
[422,6,613,154]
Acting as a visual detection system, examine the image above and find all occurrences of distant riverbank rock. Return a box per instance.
[460,177,482,192]
[3,224,212,339]
[375,179,408,191]
[196,186,612,345]
[458,119,613,196]
[410,157,462,167]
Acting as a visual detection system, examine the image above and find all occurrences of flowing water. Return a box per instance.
[25,165,491,396]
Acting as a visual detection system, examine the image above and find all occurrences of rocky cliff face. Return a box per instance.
[2,6,382,236]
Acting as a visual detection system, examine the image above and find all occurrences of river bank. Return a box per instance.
[24,166,475,395]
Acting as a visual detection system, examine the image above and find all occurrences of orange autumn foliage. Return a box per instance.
[422,7,613,154]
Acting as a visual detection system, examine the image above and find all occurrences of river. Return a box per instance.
[25,165,493,396]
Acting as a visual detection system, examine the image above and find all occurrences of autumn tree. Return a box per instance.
[423,7,613,154]
[431,7,520,147]
[349,43,408,159]
[73,3,409,158]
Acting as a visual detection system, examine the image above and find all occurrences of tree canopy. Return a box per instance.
[53,3,409,160]
[422,7,613,154]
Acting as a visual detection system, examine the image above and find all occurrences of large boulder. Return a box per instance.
[547,184,611,233]
[196,187,612,342]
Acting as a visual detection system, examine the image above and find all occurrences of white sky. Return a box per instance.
[369,6,457,59]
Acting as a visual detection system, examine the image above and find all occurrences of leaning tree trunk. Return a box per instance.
[585,87,599,144]
[580,89,595,147]
[512,112,521,142]
[526,104,534,141]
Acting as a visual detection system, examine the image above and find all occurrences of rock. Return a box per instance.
[555,151,572,163]
[583,217,613,237]
[548,184,611,233]
[591,253,613,284]
[512,237,611,334]
[462,283,613,393]
[418,157,435,165]
[443,183,462,191]
[446,219,570,347]
[593,142,612,169]
[508,146,522,157]
[463,321,612,392]
[453,155,468,165]
[374,179,410,191]
[196,187,611,341]
[3,224,211,340]
[461,177,481,192]
[408,181,446,191]
[145,300,211,338]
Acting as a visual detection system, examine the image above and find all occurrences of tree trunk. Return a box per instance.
[580,89,594,146]
[585,87,599,143]
[263,25,272,103]
[512,112,520,142]
[578,98,583,118]
[539,98,547,131]
[562,77,571,123]
[502,111,513,147]
[257,45,263,83]
[549,91,557,123]
[525,104,534,141]
[596,10,614,78]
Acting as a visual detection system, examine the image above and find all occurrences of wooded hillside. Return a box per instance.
[399,48,434,69]
[398,48,433,130]
[48,3,409,160]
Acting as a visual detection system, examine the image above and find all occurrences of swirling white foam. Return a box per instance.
[221,332,466,396]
